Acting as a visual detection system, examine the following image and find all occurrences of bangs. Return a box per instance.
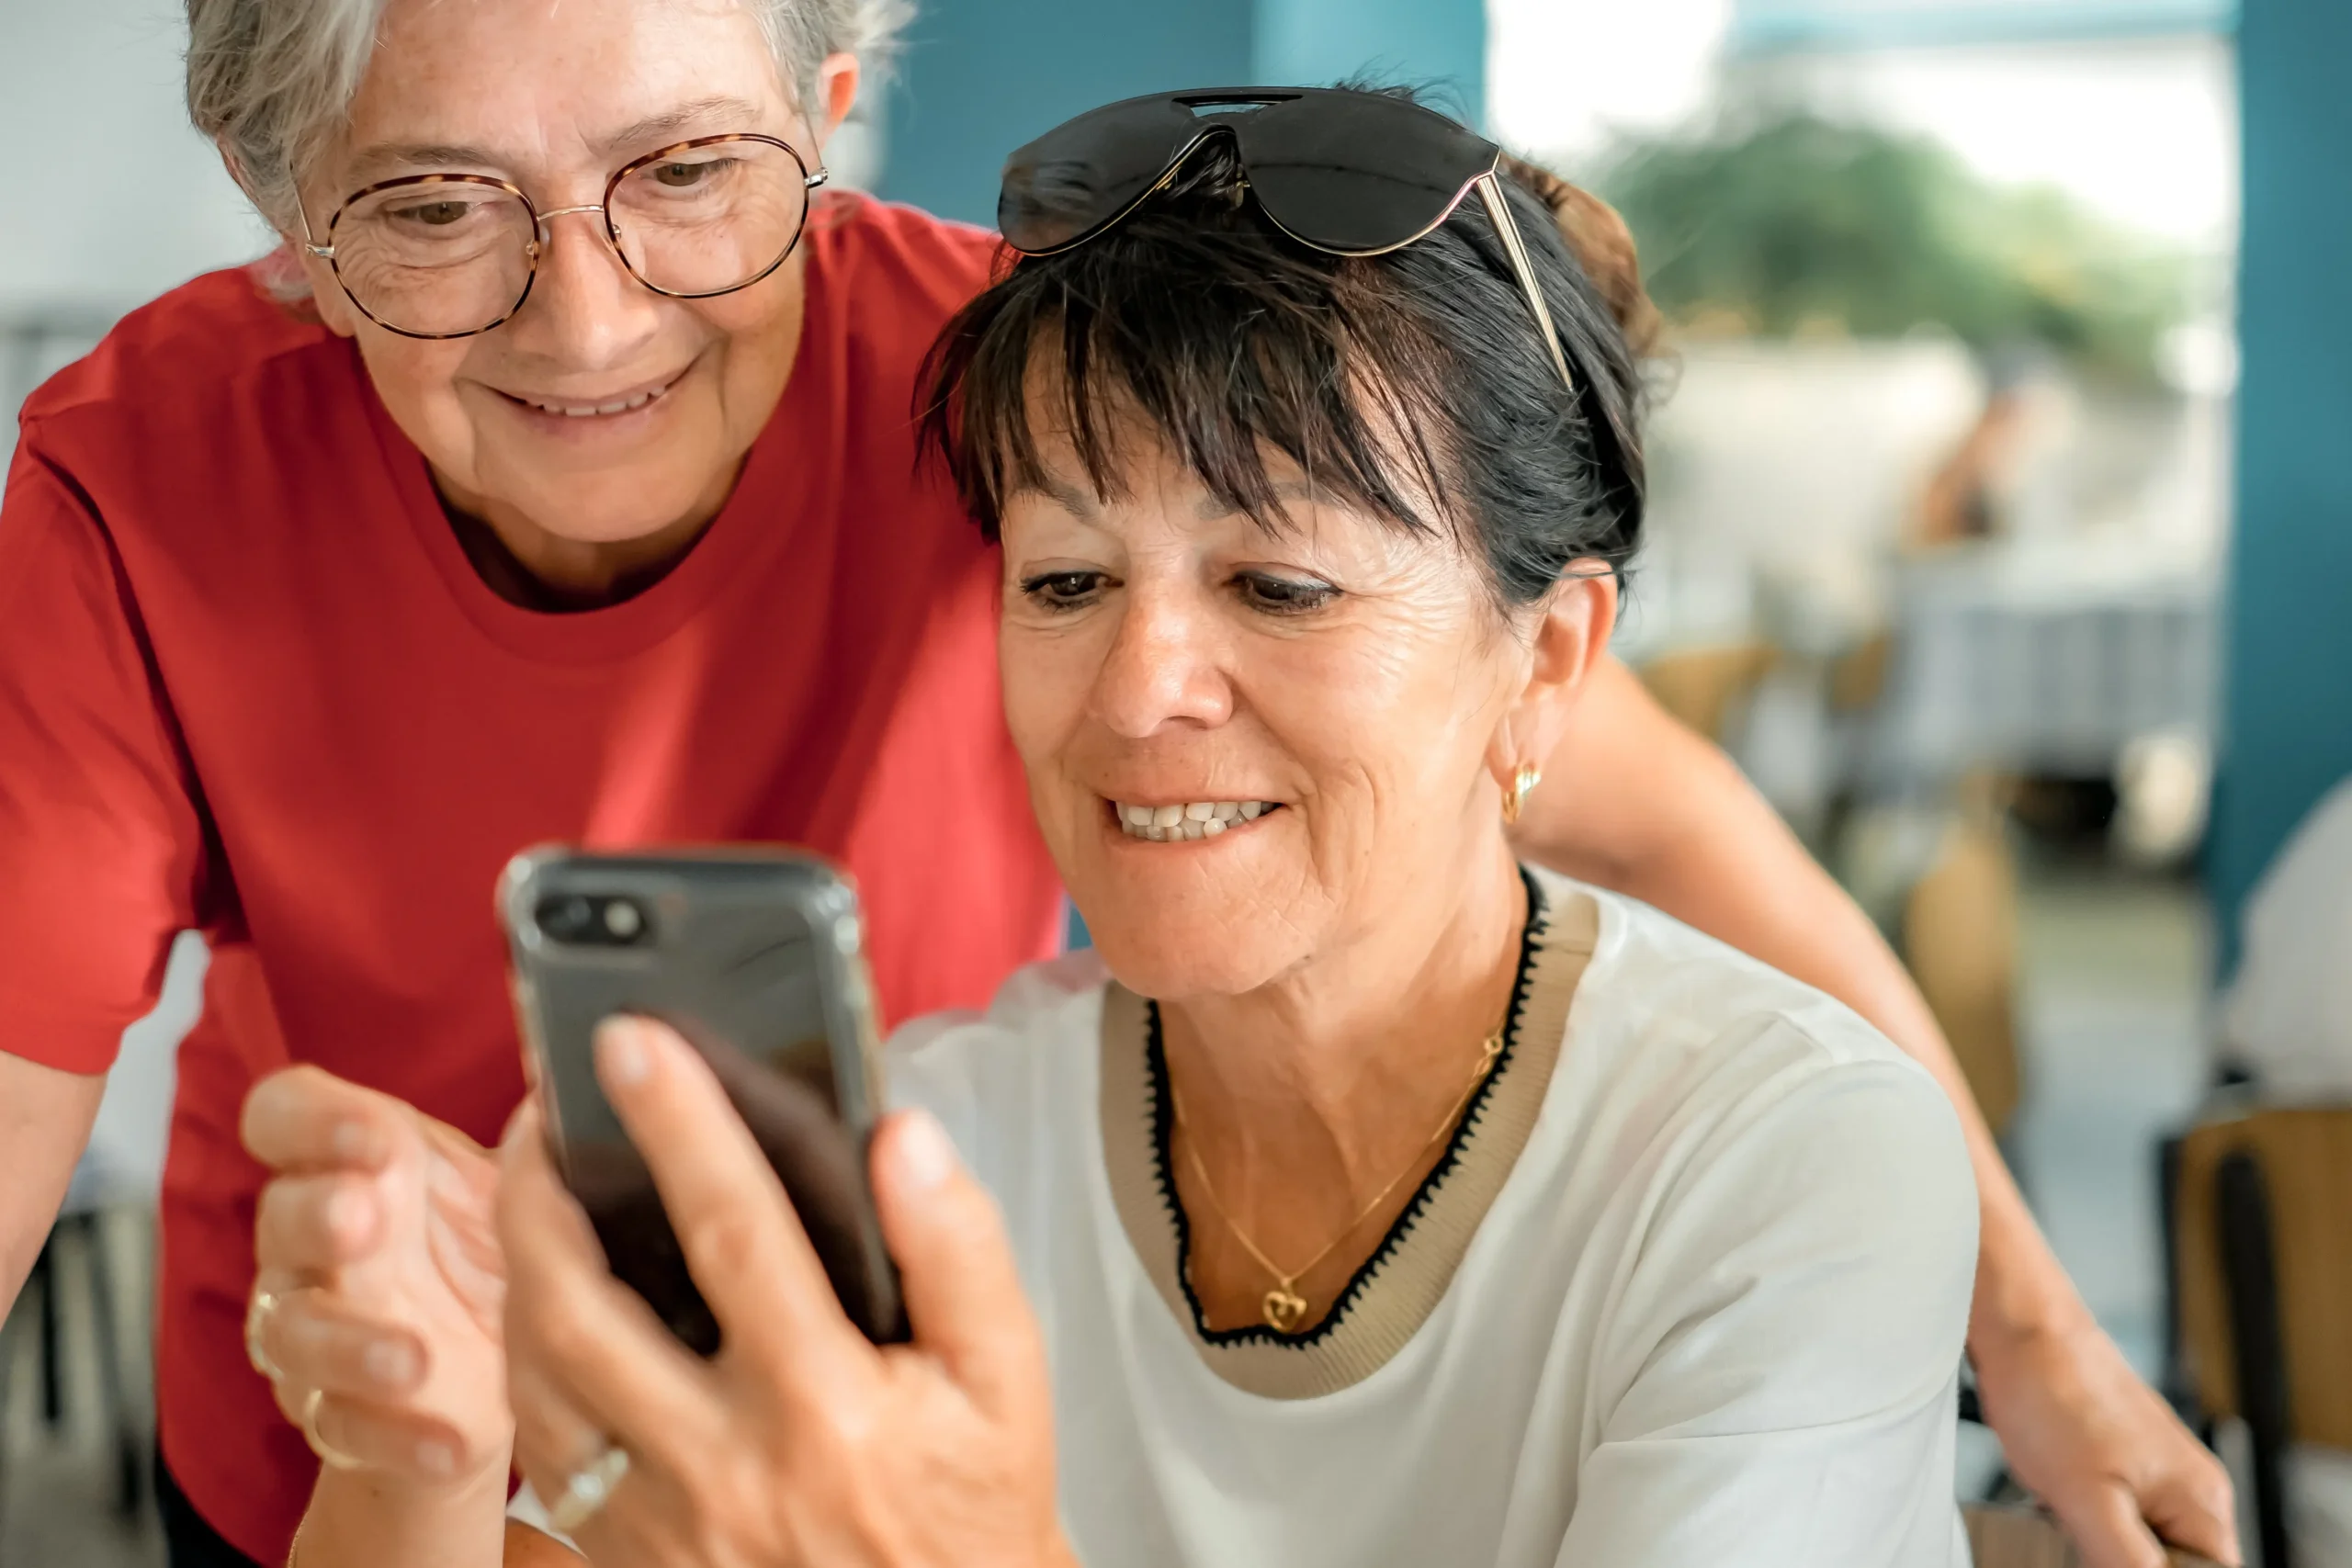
[920,217,1467,547]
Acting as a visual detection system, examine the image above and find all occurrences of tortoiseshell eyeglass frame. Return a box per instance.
[298,132,830,341]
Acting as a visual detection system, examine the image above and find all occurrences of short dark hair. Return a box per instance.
[918,104,1651,611]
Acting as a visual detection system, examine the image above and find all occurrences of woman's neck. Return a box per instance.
[434,454,747,612]
[1156,837,1530,1292]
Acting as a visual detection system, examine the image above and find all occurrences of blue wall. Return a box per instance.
[878,0,1487,227]
[1253,0,1486,126]
[2209,0,2352,960]
[1731,0,2236,52]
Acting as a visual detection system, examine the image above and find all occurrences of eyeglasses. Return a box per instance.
[997,87,1577,396]
[300,133,830,340]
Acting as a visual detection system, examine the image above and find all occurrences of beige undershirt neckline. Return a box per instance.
[1098,869,1600,1399]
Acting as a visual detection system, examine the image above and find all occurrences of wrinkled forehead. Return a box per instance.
[339,0,793,184]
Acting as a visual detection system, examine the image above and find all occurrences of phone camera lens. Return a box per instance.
[603,899,645,942]
[538,896,595,942]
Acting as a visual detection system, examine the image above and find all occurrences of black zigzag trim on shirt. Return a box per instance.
[1143,864,1550,1349]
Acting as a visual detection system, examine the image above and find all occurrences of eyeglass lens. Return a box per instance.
[331,139,813,337]
[999,96,1202,254]
[1238,97,1496,255]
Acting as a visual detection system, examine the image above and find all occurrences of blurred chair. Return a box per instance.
[1901,812,2024,1138]
[1636,641,1776,744]
[0,1173,148,1531]
[0,931,203,1539]
[2174,1105,2352,1568]
[1827,628,1894,716]
[1964,1502,2222,1566]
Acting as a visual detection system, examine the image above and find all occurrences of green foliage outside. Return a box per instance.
[1594,113,2194,384]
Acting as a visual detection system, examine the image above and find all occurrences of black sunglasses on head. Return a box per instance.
[997,86,1578,396]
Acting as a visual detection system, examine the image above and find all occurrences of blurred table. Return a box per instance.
[1871,537,2218,790]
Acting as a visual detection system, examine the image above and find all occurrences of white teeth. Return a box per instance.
[1113,800,1278,840]
[526,381,670,418]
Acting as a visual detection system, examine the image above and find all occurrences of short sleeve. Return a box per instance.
[0,433,209,1072]
[1559,1040,1978,1567]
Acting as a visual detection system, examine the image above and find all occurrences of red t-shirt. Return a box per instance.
[0,195,1058,1562]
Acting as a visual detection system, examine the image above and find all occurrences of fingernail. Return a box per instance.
[597,1017,650,1087]
[363,1339,416,1387]
[415,1439,457,1478]
[896,1110,957,1190]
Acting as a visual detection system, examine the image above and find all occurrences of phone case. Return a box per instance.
[498,846,906,1350]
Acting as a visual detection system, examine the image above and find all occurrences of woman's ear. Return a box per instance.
[1486,567,1619,801]
[816,51,862,141]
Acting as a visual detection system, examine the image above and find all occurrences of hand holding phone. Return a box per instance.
[498,847,907,1352]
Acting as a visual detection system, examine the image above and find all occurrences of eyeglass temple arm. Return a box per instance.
[294,201,334,260]
[1475,172,1576,398]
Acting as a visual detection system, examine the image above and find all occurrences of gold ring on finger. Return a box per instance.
[300,1386,364,1472]
[545,1442,630,1534]
[244,1286,287,1382]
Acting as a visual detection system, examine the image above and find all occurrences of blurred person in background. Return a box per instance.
[2222,775,2352,1098]
[0,1,2233,1565]
[253,97,1985,1568]
[1908,348,2062,551]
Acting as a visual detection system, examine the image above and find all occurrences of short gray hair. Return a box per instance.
[187,0,911,236]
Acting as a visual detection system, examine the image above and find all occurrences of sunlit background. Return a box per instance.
[6,2,2349,1564]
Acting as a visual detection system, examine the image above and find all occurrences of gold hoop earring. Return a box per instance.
[1503,763,1542,826]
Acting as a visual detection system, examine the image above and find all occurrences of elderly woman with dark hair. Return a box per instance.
[253,90,1982,1568]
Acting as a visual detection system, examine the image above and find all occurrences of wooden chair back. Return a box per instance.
[2176,1105,2352,1448]
[1903,818,2023,1137]
[1636,642,1775,745]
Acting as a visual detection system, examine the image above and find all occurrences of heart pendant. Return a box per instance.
[1261,1287,1309,1334]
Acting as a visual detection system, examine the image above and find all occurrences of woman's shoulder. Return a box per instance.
[1532,871,1976,1352]
[802,191,1000,338]
[1536,867,1971,1219]
[881,953,1111,1168]
[1546,864,1929,1086]
[20,262,338,441]
[15,264,364,546]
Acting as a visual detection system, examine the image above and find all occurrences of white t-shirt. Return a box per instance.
[890,868,1978,1568]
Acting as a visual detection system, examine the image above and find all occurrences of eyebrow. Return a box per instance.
[342,96,777,185]
[1035,476,1102,521]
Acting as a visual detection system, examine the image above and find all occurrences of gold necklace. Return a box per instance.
[1169,1024,1507,1334]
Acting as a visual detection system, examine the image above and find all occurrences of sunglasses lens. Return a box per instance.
[1240,96,1496,254]
[1000,97,1202,253]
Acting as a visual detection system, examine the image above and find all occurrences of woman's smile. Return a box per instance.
[1107,797,1284,842]
[482,358,696,439]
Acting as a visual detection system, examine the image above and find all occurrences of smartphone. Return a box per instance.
[497,846,907,1352]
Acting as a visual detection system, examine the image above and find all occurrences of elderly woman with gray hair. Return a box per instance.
[0,2,2234,1566]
